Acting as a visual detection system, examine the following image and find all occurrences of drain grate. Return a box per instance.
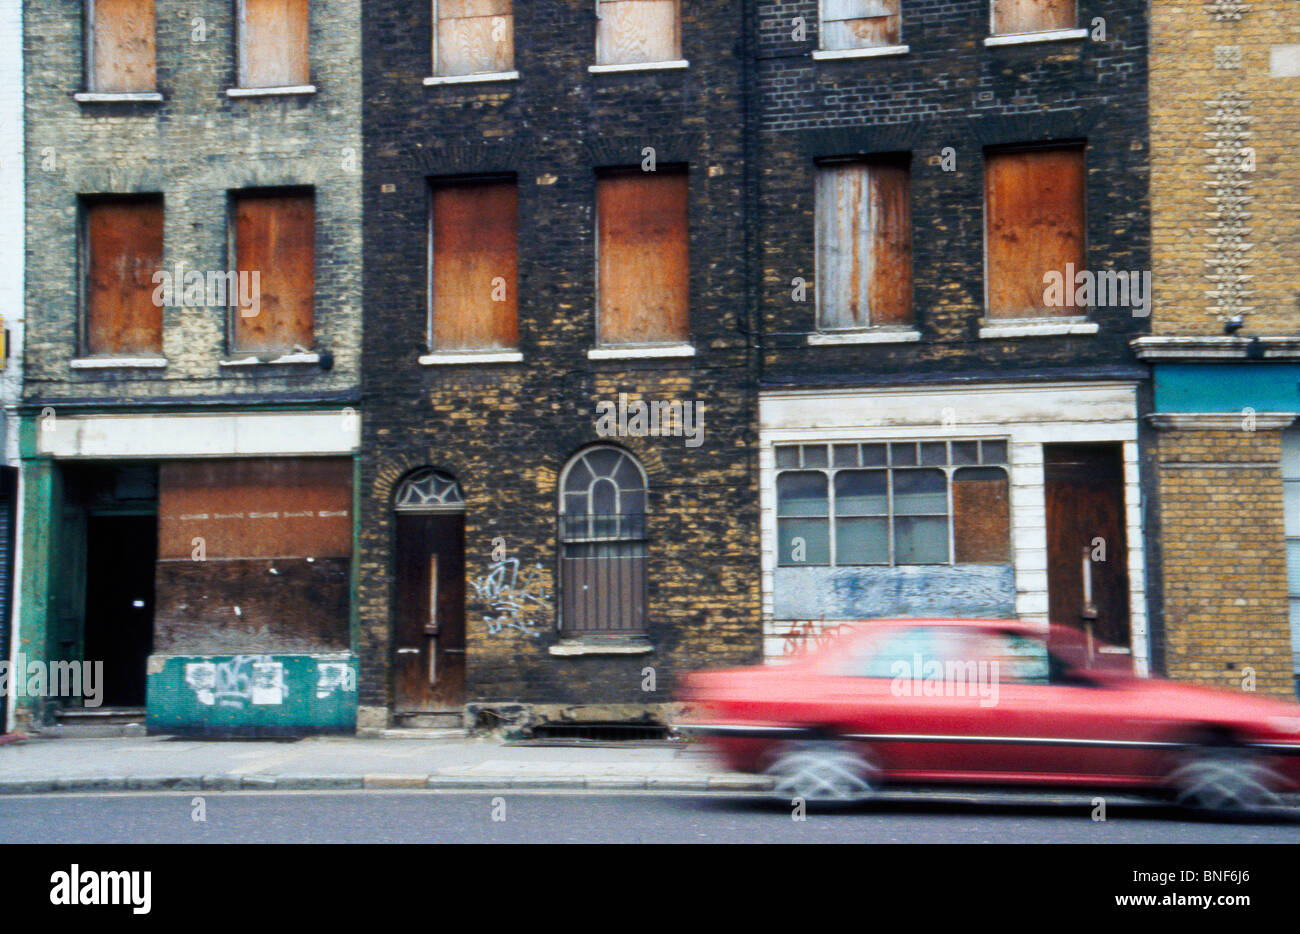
[529,721,669,742]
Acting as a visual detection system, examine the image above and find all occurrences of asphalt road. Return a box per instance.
[3,790,1299,843]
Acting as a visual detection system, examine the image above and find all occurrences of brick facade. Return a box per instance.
[357,0,761,722]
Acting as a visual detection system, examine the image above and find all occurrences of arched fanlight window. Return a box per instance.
[394,468,464,514]
[558,447,648,634]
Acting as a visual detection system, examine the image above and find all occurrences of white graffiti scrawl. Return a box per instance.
[471,558,550,638]
[184,656,286,708]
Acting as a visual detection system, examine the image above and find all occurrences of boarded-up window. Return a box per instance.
[992,0,1074,35]
[430,178,519,351]
[90,0,157,92]
[435,0,514,76]
[157,458,352,560]
[953,467,1011,563]
[985,146,1085,319]
[816,159,912,330]
[596,0,680,66]
[821,0,901,50]
[84,196,164,356]
[232,191,315,353]
[239,0,310,88]
[597,169,689,345]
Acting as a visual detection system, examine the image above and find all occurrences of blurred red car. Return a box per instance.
[676,619,1300,813]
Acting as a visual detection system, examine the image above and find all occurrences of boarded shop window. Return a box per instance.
[597,169,689,346]
[238,0,310,89]
[434,1,514,76]
[776,440,1010,567]
[992,0,1075,35]
[816,159,912,330]
[559,447,648,634]
[154,458,353,655]
[821,0,901,50]
[596,0,681,66]
[984,146,1085,319]
[430,178,519,352]
[83,196,164,356]
[231,190,315,354]
[89,0,157,92]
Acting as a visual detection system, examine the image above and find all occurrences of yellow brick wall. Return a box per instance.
[1157,428,1294,697]
[1151,0,1300,335]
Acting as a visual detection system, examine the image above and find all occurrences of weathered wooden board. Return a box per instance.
[92,0,157,92]
[431,179,519,351]
[985,147,1084,319]
[240,0,310,89]
[435,0,513,76]
[821,0,900,49]
[993,0,1074,35]
[773,564,1017,620]
[232,191,315,353]
[85,197,164,355]
[597,0,680,65]
[953,468,1011,563]
[597,170,690,345]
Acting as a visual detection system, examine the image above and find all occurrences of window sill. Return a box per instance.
[73,91,163,103]
[219,352,321,366]
[226,85,317,98]
[978,318,1099,338]
[70,356,167,369]
[588,60,689,74]
[548,637,654,657]
[812,45,910,60]
[423,71,519,86]
[984,28,1089,47]
[588,344,696,360]
[419,350,524,366]
[807,329,921,345]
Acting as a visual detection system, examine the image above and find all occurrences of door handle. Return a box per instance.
[396,648,419,655]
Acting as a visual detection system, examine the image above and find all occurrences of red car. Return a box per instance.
[676,619,1300,813]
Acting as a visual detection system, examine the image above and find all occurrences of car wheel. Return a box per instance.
[1168,744,1283,814]
[764,740,878,804]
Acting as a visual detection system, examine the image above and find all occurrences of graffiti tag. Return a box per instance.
[471,558,550,638]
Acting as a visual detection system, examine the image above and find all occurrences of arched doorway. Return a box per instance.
[393,469,466,710]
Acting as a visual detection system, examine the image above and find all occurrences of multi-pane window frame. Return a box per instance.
[986,0,1088,45]
[80,0,162,101]
[428,1,518,84]
[231,0,315,96]
[813,0,908,60]
[591,0,688,73]
[775,439,1011,568]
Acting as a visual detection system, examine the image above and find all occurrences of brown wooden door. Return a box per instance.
[394,513,465,709]
[1044,444,1131,664]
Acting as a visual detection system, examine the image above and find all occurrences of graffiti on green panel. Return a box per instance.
[147,653,357,734]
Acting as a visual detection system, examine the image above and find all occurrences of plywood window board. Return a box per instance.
[83,196,165,356]
[430,178,519,351]
[90,0,157,92]
[231,190,315,353]
[239,0,310,89]
[596,0,680,66]
[435,0,514,76]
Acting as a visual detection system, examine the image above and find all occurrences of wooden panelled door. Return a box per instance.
[1044,444,1132,666]
[394,513,466,710]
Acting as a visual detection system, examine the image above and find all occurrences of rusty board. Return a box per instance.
[821,0,900,49]
[92,0,157,92]
[816,160,912,329]
[431,179,519,351]
[952,468,1011,564]
[85,197,164,356]
[157,458,351,560]
[984,147,1085,319]
[232,191,315,353]
[993,0,1074,35]
[596,0,680,66]
[597,169,690,345]
[240,0,310,89]
[153,557,351,654]
[435,0,513,76]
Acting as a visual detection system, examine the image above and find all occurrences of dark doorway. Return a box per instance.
[83,514,157,707]
[394,513,466,710]
[1044,443,1132,665]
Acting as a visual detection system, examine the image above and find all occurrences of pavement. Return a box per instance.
[0,733,769,795]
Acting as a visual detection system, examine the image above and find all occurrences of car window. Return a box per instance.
[969,630,1050,685]
[833,626,972,679]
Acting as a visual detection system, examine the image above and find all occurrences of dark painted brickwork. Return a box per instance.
[754,0,1151,385]
[359,1,762,712]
